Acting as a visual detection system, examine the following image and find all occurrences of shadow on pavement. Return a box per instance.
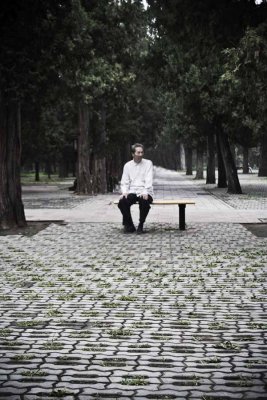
[242,223,267,237]
[0,220,66,236]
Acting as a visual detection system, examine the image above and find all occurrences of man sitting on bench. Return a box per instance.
[118,143,153,234]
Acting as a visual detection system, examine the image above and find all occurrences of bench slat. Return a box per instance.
[113,199,195,205]
[152,199,195,205]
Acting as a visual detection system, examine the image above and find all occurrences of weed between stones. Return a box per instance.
[120,375,149,386]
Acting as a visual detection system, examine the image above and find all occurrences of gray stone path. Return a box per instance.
[23,168,267,224]
[0,169,267,399]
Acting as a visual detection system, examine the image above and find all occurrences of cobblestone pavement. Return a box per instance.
[194,173,267,210]
[1,170,267,399]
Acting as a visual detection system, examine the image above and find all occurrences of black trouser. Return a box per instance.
[118,194,153,226]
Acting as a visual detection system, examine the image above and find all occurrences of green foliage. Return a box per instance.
[218,23,267,142]
[16,0,152,172]
[146,0,267,159]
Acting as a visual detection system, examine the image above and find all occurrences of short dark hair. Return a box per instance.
[131,143,144,154]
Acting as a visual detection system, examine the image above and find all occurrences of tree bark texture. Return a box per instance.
[76,102,93,194]
[217,129,242,194]
[206,131,216,184]
[258,132,267,177]
[93,158,107,193]
[0,97,26,229]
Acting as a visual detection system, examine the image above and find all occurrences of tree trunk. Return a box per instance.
[35,161,40,182]
[94,158,107,193]
[93,100,107,193]
[0,97,26,229]
[243,146,249,174]
[206,131,216,184]
[106,152,120,192]
[180,143,186,170]
[76,102,93,194]
[258,132,267,177]
[195,142,204,179]
[217,129,242,194]
[185,145,193,175]
[45,159,51,179]
[175,142,181,170]
[216,131,227,188]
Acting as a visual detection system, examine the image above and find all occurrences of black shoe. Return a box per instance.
[124,225,136,233]
[136,223,144,234]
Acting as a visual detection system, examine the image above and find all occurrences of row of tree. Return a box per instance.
[146,0,267,190]
[1,0,267,229]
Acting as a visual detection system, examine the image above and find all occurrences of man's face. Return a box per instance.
[133,146,144,163]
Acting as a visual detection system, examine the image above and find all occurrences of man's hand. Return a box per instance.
[140,194,148,200]
[120,193,128,199]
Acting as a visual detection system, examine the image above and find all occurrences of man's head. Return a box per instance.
[131,143,144,163]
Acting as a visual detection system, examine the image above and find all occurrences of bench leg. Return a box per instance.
[178,204,186,230]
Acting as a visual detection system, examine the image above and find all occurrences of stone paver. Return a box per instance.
[0,168,267,399]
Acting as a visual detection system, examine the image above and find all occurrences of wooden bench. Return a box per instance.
[114,199,195,230]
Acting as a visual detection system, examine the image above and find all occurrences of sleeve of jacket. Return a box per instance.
[142,160,153,195]
[120,163,130,193]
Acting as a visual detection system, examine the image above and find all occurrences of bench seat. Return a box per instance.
[114,199,195,230]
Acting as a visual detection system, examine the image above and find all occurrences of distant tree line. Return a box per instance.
[0,0,267,228]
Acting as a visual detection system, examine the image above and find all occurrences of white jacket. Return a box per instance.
[120,158,154,197]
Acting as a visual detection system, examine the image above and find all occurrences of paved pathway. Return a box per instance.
[23,167,267,225]
[0,168,267,399]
